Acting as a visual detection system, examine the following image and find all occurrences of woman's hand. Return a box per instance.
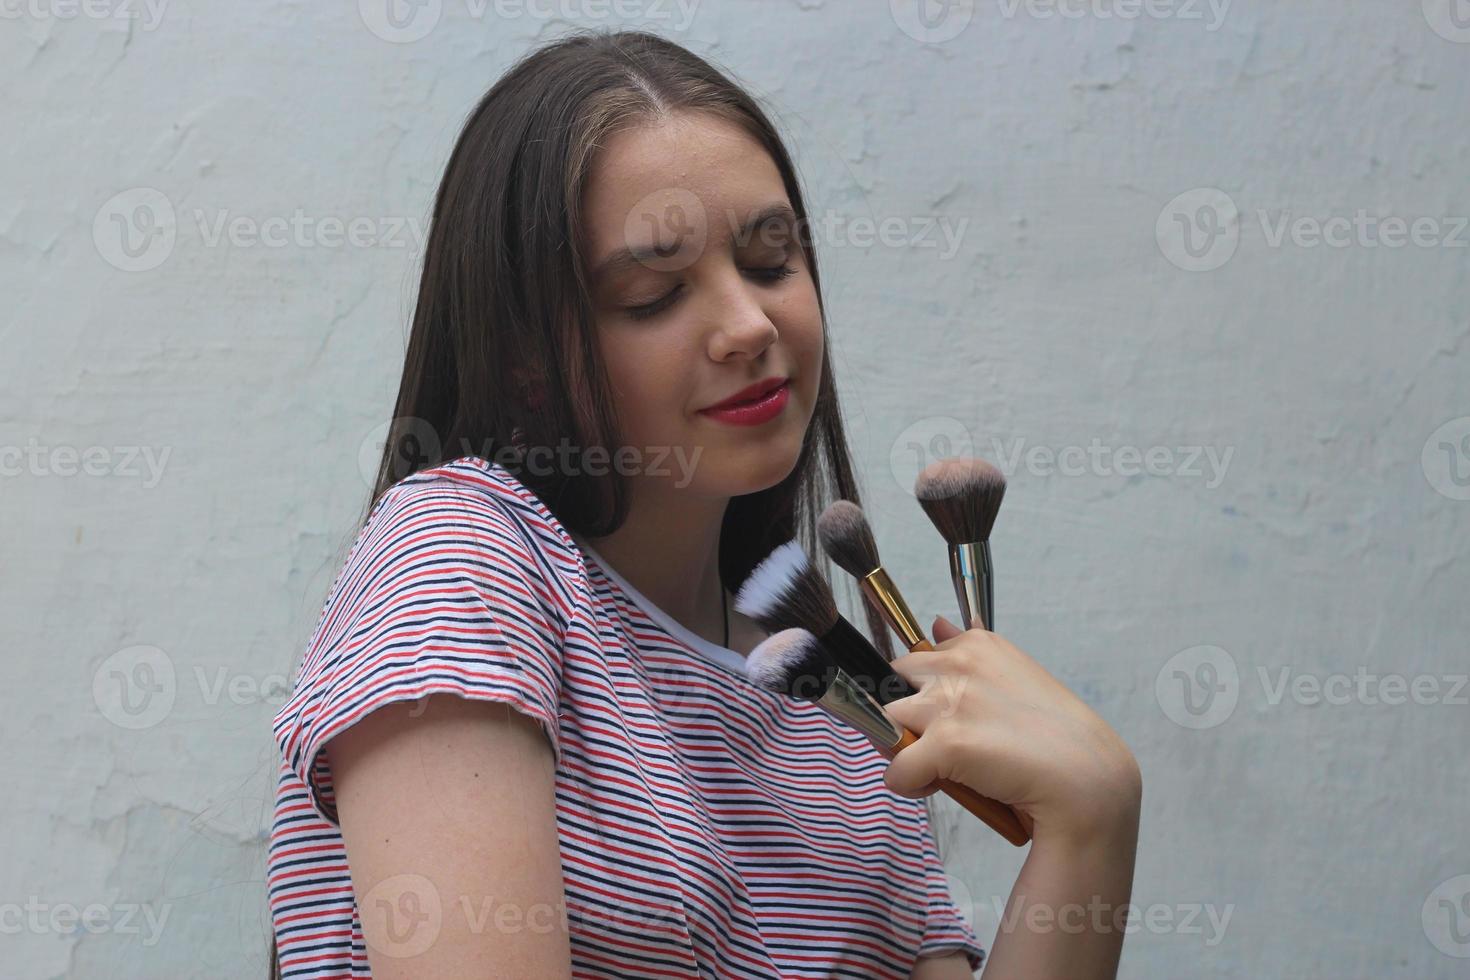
[885,616,1143,979]
[881,616,1141,846]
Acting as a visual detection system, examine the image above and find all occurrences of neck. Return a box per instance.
[580,478,730,645]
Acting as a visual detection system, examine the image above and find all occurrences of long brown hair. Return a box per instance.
[271,27,897,978]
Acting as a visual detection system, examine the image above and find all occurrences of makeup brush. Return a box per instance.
[818,500,933,653]
[914,457,1006,631]
[745,628,1030,847]
[735,540,917,705]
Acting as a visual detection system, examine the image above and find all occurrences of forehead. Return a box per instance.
[581,112,788,259]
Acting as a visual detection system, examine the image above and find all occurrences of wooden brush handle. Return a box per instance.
[887,726,1031,847]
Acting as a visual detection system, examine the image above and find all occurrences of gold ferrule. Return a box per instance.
[816,668,903,751]
[859,567,925,650]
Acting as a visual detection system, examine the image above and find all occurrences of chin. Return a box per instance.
[704,435,805,497]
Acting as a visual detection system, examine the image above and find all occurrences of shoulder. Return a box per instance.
[373,455,578,554]
[362,456,587,607]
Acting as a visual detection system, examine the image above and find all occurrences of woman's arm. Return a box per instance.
[978,775,1140,978]
[911,951,978,979]
[326,694,573,979]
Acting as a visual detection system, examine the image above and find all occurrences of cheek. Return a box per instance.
[600,334,696,435]
[789,311,825,398]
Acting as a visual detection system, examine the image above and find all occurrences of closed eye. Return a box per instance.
[624,264,799,321]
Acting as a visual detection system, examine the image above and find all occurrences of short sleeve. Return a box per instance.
[916,800,988,975]
[272,474,575,827]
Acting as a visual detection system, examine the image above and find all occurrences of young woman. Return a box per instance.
[267,29,1139,980]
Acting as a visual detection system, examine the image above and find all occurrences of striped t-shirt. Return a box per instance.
[268,455,987,978]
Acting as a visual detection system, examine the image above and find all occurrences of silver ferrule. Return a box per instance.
[815,668,904,751]
[948,540,994,631]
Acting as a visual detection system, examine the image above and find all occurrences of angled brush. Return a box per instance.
[735,540,916,705]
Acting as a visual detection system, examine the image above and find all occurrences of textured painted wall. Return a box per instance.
[3,2,1466,977]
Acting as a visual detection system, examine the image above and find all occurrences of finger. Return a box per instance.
[882,693,939,735]
[882,731,942,798]
[932,614,964,643]
[887,647,954,687]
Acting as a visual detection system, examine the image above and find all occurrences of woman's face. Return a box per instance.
[580,112,824,499]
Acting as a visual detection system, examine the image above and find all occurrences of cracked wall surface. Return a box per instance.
[3,2,1467,977]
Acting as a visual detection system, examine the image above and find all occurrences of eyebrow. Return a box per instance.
[590,202,797,283]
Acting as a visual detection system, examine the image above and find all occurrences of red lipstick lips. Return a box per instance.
[698,376,791,426]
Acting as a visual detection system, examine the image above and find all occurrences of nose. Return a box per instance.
[705,271,780,362]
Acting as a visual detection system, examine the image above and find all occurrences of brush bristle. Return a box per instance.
[817,501,880,580]
[734,539,839,635]
[914,456,1006,543]
[744,628,835,700]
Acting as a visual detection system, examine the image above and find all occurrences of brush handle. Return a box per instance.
[884,726,1031,847]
